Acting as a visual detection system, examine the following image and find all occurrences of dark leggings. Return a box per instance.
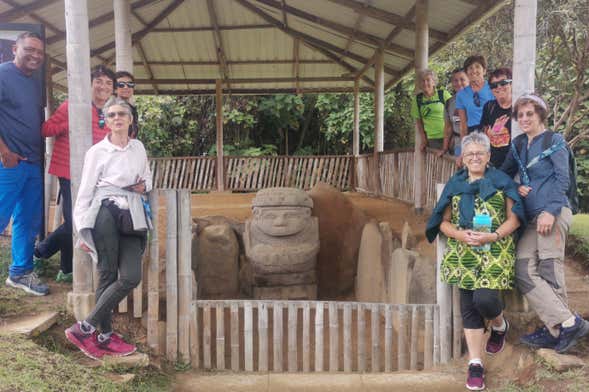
[460,288,503,329]
[85,205,145,333]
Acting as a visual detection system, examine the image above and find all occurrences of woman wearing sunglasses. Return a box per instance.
[480,68,513,168]
[36,65,115,283]
[66,96,152,360]
[115,71,139,139]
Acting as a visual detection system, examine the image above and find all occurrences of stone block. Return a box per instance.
[401,221,416,250]
[356,221,385,302]
[253,284,317,300]
[102,352,150,369]
[387,249,418,304]
[536,348,585,372]
[0,311,58,337]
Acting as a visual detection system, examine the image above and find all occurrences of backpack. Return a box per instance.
[416,89,446,119]
[512,131,579,214]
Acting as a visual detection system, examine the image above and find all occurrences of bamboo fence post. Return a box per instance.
[288,303,297,372]
[436,183,452,363]
[329,302,339,372]
[343,303,352,372]
[258,302,269,372]
[147,191,160,352]
[216,304,225,369]
[410,305,419,370]
[371,304,380,372]
[231,302,240,371]
[178,190,192,363]
[189,273,199,369]
[452,286,462,360]
[398,306,408,370]
[357,303,365,372]
[244,301,254,371]
[302,302,311,372]
[433,305,440,366]
[384,304,393,372]
[424,305,433,370]
[315,302,324,372]
[165,190,178,362]
[203,304,211,369]
[273,303,283,372]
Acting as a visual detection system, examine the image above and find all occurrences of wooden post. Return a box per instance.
[357,303,365,372]
[215,80,225,191]
[258,302,268,371]
[410,305,419,370]
[436,184,452,363]
[178,190,192,363]
[413,0,429,214]
[329,302,339,372]
[452,287,462,360]
[113,0,133,72]
[315,302,324,372]
[288,303,297,372]
[373,50,384,195]
[244,301,254,371]
[273,303,283,372]
[166,190,178,362]
[370,304,379,372]
[65,0,95,321]
[216,304,225,369]
[302,302,311,372]
[343,303,352,372]
[397,306,408,370]
[512,0,537,138]
[424,306,434,370]
[147,190,160,353]
[351,78,360,190]
[231,302,240,371]
[43,58,55,237]
[384,304,393,372]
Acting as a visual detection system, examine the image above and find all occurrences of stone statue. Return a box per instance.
[244,187,319,299]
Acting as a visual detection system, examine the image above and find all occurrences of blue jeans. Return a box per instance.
[0,161,43,277]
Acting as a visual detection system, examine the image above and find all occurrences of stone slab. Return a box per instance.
[268,373,363,392]
[253,284,317,300]
[174,373,269,392]
[102,352,150,369]
[536,348,586,372]
[0,311,58,337]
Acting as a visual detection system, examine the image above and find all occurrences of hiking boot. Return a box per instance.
[466,363,485,391]
[555,315,589,354]
[486,319,509,355]
[98,333,136,357]
[520,326,559,349]
[55,270,73,283]
[65,322,105,360]
[6,272,49,296]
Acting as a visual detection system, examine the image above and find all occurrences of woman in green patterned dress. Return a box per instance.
[426,132,525,391]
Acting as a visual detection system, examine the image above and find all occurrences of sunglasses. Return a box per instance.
[116,81,135,88]
[489,79,512,89]
[473,92,481,107]
[106,111,129,118]
[97,108,105,129]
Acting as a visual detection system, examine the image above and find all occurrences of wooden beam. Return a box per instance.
[0,0,59,22]
[353,78,360,157]
[46,0,161,45]
[254,0,414,58]
[136,41,159,94]
[215,80,225,192]
[151,24,274,32]
[293,38,300,93]
[90,0,185,58]
[234,0,379,85]
[327,0,448,42]
[135,86,374,95]
[207,0,230,83]
[135,76,356,84]
[281,0,288,27]
[133,59,333,66]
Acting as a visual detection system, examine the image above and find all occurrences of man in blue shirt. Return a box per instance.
[0,31,48,296]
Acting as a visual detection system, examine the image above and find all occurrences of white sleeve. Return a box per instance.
[139,143,153,192]
[73,147,102,233]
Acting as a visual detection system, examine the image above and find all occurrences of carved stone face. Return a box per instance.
[253,206,311,237]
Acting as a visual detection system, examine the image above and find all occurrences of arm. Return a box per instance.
[544,139,570,217]
[0,135,25,168]
[439,206,472,244]
[415,118,428,152]
[439,116,453,156]
[458,109,468,139]
[42,101,69,137]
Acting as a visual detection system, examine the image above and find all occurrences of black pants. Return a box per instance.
[36,177,72,273]
[85,205,145,333]
[460,288,503,329]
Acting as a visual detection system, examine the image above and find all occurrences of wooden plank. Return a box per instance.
[433,305,440,366]
[178,190,192,363]
[452,286,462,360]
[424,306,433,370]
[230,303,239,371]
[273,303,283,372]
[315,302,324,372]
[397,306,407,370]
[203,304,211,369]
[302,302,311,372]
[329,302,339,372]
[357,303,365,372]
[244,301,254,371]
[258,302,269,371]
[133,260,144,318]
[384,304,393,372]
[190,300,199,368]
[216,304,225,369]
[371,304,379,372]
[410,305,419,370]
[343,303,352,372]
[147,190,160,353]
[165,190,178,362]
[288,303,297,372]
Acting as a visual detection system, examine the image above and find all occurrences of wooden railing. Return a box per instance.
[149,156,217,191]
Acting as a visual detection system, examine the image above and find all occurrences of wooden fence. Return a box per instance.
[149,157,217,191]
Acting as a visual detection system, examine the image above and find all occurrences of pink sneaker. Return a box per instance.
[99,333,137,357]
[65,322,105,360]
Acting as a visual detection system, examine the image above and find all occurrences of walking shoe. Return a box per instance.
[99,333,137,357]
[555,315,589,354]
[486,319,509,355]
[55,270,73,283]
[6,272,49,296]
[466,363,485,391]
[520,326,559,349]
[65,322,105,360]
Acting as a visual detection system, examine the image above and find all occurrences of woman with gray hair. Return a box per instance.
[427,132,525,390]
[411,69,452,152]
[65,96,152,360]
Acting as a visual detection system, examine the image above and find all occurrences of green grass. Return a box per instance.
[571,214,589,240]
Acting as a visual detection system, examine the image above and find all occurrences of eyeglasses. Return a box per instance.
[97,108,105,129]
[473,92,481,107]
[517,110,536,119]
[106,111,129,118]
[489,79,512,90]
[463,151,488,159]
[116,81,135,88]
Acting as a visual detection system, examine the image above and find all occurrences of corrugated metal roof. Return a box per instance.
[1,0,506,94]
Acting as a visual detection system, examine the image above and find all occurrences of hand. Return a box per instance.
[436,149,447,158]
[469,231,496,246]
[458,229,479,246]
[456,155,463,168]
[518,185,531,198]
[0,149,26,168]
[537,211,555,235]
[80,243,91,253]
[420,141,428,153]
[131,180,146,194]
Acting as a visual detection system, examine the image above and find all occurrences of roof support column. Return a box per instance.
[413,0,428,214]
[512,0,537,138]
[373,50,384,194]
[351,78,360,190]
[216,80,225,192]
[65,0,95,321]
[114,0,133,73]
[44,58,55,238]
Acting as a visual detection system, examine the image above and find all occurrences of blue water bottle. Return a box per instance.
[472,213,492,252]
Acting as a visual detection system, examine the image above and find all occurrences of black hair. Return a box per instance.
[91,64,116,85]
[115,70,135,82]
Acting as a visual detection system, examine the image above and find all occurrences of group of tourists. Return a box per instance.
[424,56,585,390]
[0,32,150,359]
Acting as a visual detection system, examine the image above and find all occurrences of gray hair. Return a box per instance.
[103,96,133,121]
[461,131,490,152]
[419,69,438,86]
